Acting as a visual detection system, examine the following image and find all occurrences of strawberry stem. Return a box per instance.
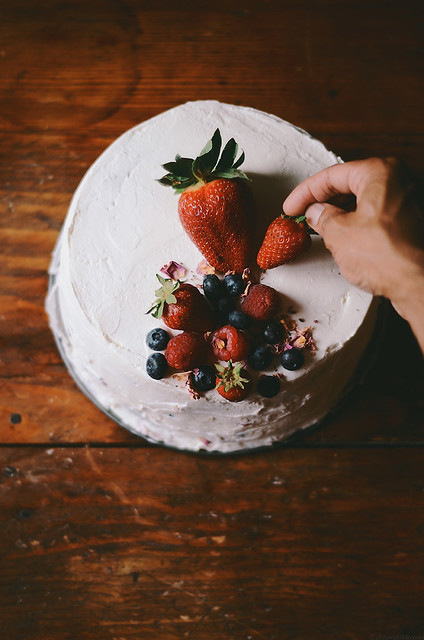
[158,129,250,194]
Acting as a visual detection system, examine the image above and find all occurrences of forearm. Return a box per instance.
[391,266,424,354]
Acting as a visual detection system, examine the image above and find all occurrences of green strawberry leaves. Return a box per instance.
[147,275,180,319]
[281,213,318,235]
[215,360,250,392]
[158,128,249,193]
[192,129,222,181]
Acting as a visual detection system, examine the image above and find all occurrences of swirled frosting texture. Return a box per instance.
[46,101,377,452]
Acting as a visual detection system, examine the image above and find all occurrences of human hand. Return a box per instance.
[283,157,424,351]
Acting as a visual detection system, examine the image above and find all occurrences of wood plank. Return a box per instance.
[0,1,423,135]
[1,446,423,639]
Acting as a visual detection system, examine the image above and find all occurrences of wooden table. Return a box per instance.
[1,1,424,638]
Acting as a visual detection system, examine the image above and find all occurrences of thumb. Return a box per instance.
[305,202,346,236]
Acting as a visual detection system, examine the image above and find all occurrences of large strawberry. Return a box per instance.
[257,215,311,269]
[148,275,214,333]
[158,129,256,273]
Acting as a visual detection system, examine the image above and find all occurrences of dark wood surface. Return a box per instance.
[1,1,424,638]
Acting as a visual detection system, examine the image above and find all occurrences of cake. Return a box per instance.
[46,101,378,452]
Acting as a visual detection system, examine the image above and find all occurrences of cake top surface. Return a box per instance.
[60,100,373,394]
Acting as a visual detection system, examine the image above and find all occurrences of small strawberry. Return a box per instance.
[165,332,210,371]
[240,283,280,321]
[210,325,250,362]
[215,361,251,402]
[257,215,311,269]
[148,275,214,333]
[158,129,256,273]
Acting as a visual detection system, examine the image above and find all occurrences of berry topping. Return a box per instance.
[165,332,209,371]
[203,273,224,300]
[160,260,187,280]
[257,214,312,269]
[248,344,274,370]
[241,283,280,321]
[223,272,244,297]
[262,319,284,344]
[146,353,168,380]
[257,375,281,398]
[191,366,217,392]
[281,347,305,371]
[215,296,235,323]
[158,129,256,272]
[215,361,251,402]
[146,327,170,351]
[228,310,252,330]
[211,325,250,362]
[149,276,214,333]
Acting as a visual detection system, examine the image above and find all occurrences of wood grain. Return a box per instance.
[1,447,424,640]
[1,0,424,636]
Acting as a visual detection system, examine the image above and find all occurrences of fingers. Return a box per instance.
[305,202,347,237]
[283,158,396,217]
[283,162,357,216]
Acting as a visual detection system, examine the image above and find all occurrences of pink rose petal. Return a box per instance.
[160,261,187,280]
[196,259,215,275]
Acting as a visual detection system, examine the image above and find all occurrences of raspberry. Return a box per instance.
[211,325,250,362]
[241,284,280,321]
[165,332,209,371]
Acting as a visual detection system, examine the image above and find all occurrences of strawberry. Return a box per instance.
[148,276,214,333]
[215,360,251,402]
[211,325,250,362]
[240,283,280,321]
[257,215,311,269]
[165,332,210,371]
[159,129,256,273]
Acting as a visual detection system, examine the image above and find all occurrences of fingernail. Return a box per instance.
[306,203,325,228]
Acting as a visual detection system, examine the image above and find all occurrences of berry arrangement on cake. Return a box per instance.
[46,101,378,452]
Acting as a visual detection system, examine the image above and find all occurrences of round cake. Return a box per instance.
[46,100,378,452]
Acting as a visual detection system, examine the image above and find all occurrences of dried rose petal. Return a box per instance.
[160,261,187,280]
[292,335,307,349]
[281,315,297,333]
[196,259,215,275]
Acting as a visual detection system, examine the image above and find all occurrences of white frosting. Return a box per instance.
[46,101,377,452]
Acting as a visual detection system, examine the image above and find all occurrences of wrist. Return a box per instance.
[390,260,424,353]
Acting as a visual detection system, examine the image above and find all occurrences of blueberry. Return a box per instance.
[146,353,168,379]
[224,273,244,297]
[257,375,281,398]
[228,310,252,330]
[146,327,170,351]
[203,274,224,300]
[191,366,216,392]
[215,296,235,322]
[263,320,284,344]
[281,348,304,371]
[248,345,274,370]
